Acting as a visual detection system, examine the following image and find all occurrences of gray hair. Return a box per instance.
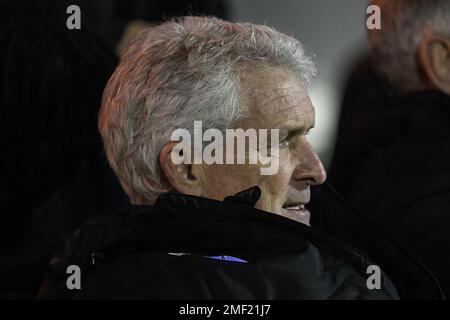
[369,0,450,92]
[99,16,316,203]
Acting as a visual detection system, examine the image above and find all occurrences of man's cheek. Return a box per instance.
[264,152,293,189]
[206,163,261,197]
[254,185,283,214]
[254,187,272,212]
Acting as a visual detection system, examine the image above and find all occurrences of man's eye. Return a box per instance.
[279,138,290,147]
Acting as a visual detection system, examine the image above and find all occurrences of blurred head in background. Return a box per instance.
[369,0,450,94]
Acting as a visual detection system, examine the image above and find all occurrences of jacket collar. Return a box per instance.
[153,185,444,299]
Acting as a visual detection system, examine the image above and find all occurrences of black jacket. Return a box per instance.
[37,184,443,300]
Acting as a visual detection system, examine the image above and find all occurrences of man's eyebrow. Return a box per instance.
[279,121,315,138]
[270,107,315,127]
[277,117,315,133]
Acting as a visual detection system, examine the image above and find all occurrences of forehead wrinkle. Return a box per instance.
[270,109,315,129]
[252,87,308,113]
[258,93,296,113]
[266,95,311,115]
[249,93,312,128]
[247,84,304,102]
[241,70,314,130]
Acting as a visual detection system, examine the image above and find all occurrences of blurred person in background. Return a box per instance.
[329,0,450,296]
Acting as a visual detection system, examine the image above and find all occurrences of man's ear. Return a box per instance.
[159,142,205,197]
[418,29,450,95]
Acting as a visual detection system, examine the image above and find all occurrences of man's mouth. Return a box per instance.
[283,204,306,210]
[282,203,310,224]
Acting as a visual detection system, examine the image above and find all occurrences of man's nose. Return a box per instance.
[292,140,327,186]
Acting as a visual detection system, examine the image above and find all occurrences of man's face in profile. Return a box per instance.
[200,67,327,225]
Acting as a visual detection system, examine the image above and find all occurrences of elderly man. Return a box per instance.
[38,16,442,299]
[330,0,450,297]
